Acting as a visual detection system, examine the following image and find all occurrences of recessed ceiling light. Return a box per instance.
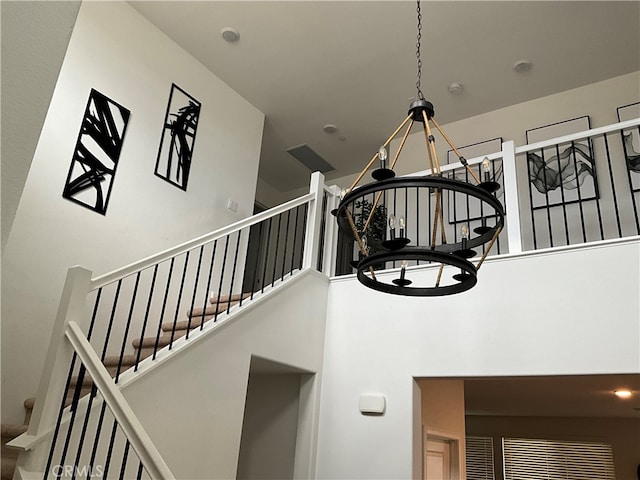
[614,389,633,399]
[513,59,533,73]
[221,27,240,43]
[323,124,338,134]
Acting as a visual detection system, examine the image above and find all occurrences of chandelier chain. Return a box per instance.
[415,0,424,100]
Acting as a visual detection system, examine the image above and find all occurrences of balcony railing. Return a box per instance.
[334,117,640,274]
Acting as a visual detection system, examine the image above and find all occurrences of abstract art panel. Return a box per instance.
[63,89,130,214]
[446,137,504,224]
[525,116,598,210]
[616,101,640,192]
[155,84,201,190]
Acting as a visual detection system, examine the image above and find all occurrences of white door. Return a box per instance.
[425,437,451,480]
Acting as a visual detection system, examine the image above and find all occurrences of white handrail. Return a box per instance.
[65,321,175,480]
[515,117,640,155]
[91,192,315,290]
[403,118,640,178]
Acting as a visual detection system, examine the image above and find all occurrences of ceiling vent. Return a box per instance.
[286,144,335,173]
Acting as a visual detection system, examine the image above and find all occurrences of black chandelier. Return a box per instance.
[332,0,505,297]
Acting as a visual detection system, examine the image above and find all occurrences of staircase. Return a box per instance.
[0,292,249,480]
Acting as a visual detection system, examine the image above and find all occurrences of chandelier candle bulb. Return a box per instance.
[400,261,407,280]
[379,146,388,169]
[399,217,406,238]
[389,215,396,239]
[482,157,491,181]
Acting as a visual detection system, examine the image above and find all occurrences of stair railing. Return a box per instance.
[10,172,335,479]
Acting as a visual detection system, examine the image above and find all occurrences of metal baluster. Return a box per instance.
[271,213,283,286]
[200,240,218,329]
[290,207,300,276]
[226,231,242,314]
[604,132,623,237]
[281,210,292,279]
[116,272,141,382]
[186,246,205,339]
[135,265,158,371]
[261,218,273,293]
[153,259,174,360]
[250,223,263,298]
[169,252,190,349]
[298,203,309,271]
[215,236,231,320]
[100,419,119,479]
[118,439,131,480]
[554,143,570,246]
[588,137,605,240]
[69,288,104,479]
[43,352,80,479]
[526,152,539,250]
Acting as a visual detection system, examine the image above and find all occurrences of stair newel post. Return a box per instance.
[321,184,342,276]
[10,266,93,476]
[302,171,326,270]
[501,140,523,254]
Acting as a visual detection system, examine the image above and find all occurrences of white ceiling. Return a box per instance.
[130,1,640,194]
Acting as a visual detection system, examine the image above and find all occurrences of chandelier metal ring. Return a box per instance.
[335,175,505,255]
[356,249,478,297]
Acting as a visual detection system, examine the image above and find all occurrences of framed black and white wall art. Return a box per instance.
[525,116,598,210]
[155,83,201,190]
[446,137,504,224]
[616,102,640,193]
[63,89,131,215]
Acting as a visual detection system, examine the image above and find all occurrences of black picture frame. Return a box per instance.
[62,89,131,215]
[446,137,504,224]
[616,101,640,193]
[525,115,598,210]
[154,83,201,190]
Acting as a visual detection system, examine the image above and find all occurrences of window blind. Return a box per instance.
[502,437,616,480]
[466,436,495,480]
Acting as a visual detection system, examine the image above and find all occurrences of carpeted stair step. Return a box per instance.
[103,354,140,377]
[131,335,172,350]
[162,316,214,334]
[187,302,240,319]
[2,424,28,480]
[1,424,28,441]
[208,292,250,304]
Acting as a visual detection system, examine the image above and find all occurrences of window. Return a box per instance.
[466,436,495,480]
[502,437,615,480]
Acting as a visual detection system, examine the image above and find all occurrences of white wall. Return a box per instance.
[1,1,81,253]
[315,239,640,479]
[1,1,264,424]
[327,71,640,190]
[121,270,328,479]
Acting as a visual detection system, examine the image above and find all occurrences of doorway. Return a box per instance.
[424,431,461,480]
[236,357,316,480]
